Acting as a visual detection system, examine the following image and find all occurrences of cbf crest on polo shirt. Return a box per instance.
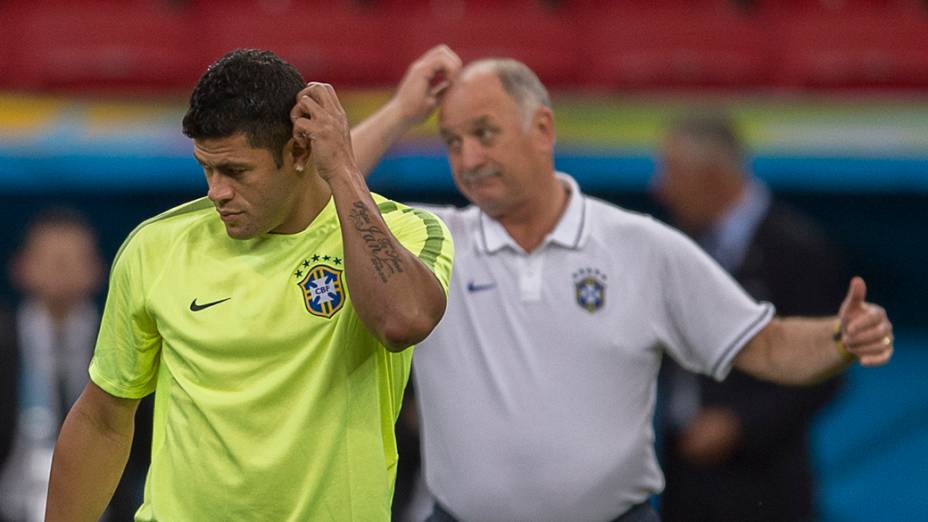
[293,253,345,318]
[573,267,606,312]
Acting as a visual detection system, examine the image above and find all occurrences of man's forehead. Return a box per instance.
[193,132,251,151]
[439,113,496,134]
[27,225,95,252]
[666,133,706,158]
[444,70,505,103]
[439,79,516,130]
[193,133,262,164]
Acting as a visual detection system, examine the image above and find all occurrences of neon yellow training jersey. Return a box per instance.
[89,194,453,521]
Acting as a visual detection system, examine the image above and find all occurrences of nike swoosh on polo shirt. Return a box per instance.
[466,281,497,293]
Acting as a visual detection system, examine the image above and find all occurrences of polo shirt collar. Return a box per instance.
[477,173,588,254]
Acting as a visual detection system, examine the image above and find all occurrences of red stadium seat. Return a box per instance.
[769,0,928,89]
[0,4,17,88]
[388,0,585,88]
[2,0,926,92]
[190,1,399,88]
[6,1,204,92]
[577,0,775,89]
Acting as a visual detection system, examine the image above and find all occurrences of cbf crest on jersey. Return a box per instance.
[573,268,606,313]
[294,255,345,318]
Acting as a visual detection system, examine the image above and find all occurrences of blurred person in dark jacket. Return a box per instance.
[0,300,17,493]
[0,208,149,521]
[654,114,845,522]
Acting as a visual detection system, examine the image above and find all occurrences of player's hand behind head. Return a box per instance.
[290,82,357,182]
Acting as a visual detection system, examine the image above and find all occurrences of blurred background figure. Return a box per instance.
[0,208,104,521]
[653,114,846,522]
[0,300,17,508]
[0,208,151,521]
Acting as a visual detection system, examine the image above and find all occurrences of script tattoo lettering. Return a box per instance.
[349,201,404,283]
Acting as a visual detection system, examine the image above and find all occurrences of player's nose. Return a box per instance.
[207,175,234,205]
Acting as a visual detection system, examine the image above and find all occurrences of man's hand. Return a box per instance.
[348,45,461,177]
[390,44,462,127]
[678,407,743,467]
[837,276,893,366]
[290,82,357,182]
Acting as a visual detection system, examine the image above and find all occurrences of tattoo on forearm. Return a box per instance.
[349,201,404,283]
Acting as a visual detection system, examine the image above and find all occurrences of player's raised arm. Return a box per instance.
[735,276,893,384]
[349,44,462,176]
[291,82,448,351]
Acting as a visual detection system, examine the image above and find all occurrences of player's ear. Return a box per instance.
[289,137,311,173]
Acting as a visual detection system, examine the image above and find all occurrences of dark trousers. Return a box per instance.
[427,500,660,522]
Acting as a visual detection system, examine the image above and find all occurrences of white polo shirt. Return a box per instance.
[412,174,774,522]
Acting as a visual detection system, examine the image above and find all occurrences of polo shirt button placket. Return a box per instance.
[520,254,544,302]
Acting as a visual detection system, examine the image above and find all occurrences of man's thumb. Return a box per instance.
[840,276,867,315]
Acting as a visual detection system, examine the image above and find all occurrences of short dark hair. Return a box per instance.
[182,49,305,167]
[19,206,98,250]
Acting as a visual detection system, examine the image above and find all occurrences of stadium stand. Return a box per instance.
[387,0,585,87]
[576,0,775,89]
[770,0,928,88]
[190,0,402,88]
[1,0,204,92]
[1,0,927,92]
[0,3,15,86]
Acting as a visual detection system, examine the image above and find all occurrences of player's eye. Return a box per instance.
[222,167,246,177]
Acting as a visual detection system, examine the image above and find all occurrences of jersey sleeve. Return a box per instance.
[88,228,163,398]
[651,223,774,381]
[378,201,455,297]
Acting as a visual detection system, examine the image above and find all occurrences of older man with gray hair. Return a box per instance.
[353,46,894,522]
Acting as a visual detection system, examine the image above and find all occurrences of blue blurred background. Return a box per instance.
[1,0,926,520]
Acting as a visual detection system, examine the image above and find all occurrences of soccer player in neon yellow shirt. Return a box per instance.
[45,49,454,521]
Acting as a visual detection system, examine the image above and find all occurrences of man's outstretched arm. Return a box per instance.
[351,44,461,176]
[736,276,893,385]
[46,382,140,522]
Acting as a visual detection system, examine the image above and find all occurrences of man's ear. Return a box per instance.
[533,106,556,151]
[289,137,311,173]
